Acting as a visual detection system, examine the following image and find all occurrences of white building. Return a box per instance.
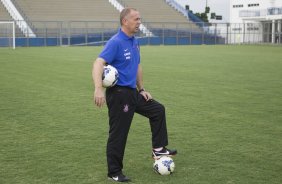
[229,0,282,43]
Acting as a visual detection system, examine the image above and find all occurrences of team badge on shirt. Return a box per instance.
[123,104,129,112]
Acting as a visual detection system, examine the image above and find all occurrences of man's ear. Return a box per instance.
[122,17,128,26]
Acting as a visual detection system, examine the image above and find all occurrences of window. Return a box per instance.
[247,27,259,31]
[248,4,259,7]
[233,4,243,8]
[232,28,242,31]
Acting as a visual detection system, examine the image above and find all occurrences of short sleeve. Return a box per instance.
[99,39,118,64]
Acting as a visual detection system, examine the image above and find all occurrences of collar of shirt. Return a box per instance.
[118,29,134,40]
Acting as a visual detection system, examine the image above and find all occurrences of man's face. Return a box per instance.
[123,10,141,35]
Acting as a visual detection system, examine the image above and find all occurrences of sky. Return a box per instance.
[176,0,230,22]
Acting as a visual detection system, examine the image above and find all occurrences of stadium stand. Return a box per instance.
[11,0,121,37]
[2,0,215,46]
[12,0,201,33]
[120,0,189,23]
[14,0,119,21]
[118,0,201,32]
[0,3,12,20]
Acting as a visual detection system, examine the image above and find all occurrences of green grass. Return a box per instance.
[0,45,282,184]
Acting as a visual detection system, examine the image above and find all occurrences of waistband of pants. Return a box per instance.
[107,85,136,92]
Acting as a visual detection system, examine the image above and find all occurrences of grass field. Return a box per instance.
[0,45,282,184]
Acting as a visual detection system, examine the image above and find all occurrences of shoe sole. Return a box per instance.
[108,177,131,182]
[152,154,176,160]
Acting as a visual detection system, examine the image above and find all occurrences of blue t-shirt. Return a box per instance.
[99,29,140,89]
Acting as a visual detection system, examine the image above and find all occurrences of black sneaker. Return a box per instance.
[152,147,177,159]
[108,173,131,182]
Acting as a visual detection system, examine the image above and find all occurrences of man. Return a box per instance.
[92,8,177,182]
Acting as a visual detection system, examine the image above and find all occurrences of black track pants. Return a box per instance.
[105,86,168,177]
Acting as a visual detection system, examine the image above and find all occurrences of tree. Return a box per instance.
[201,13,208,22]
[205,7,210,13]
[194,6,210,22]
[211,13,216,19]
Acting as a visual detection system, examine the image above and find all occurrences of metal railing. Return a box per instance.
[0,21,281,47]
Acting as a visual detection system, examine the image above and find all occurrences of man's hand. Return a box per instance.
[94,87,105,107]
[140,91,153,101]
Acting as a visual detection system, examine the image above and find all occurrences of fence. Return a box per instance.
[0,21,282,47]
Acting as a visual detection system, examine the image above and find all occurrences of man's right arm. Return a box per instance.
[92,57,106,107]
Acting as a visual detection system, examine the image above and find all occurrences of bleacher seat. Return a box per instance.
[15,0,119,21]
[118,0,201,32]
[0,3,13,20]
[2,0,202,38]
